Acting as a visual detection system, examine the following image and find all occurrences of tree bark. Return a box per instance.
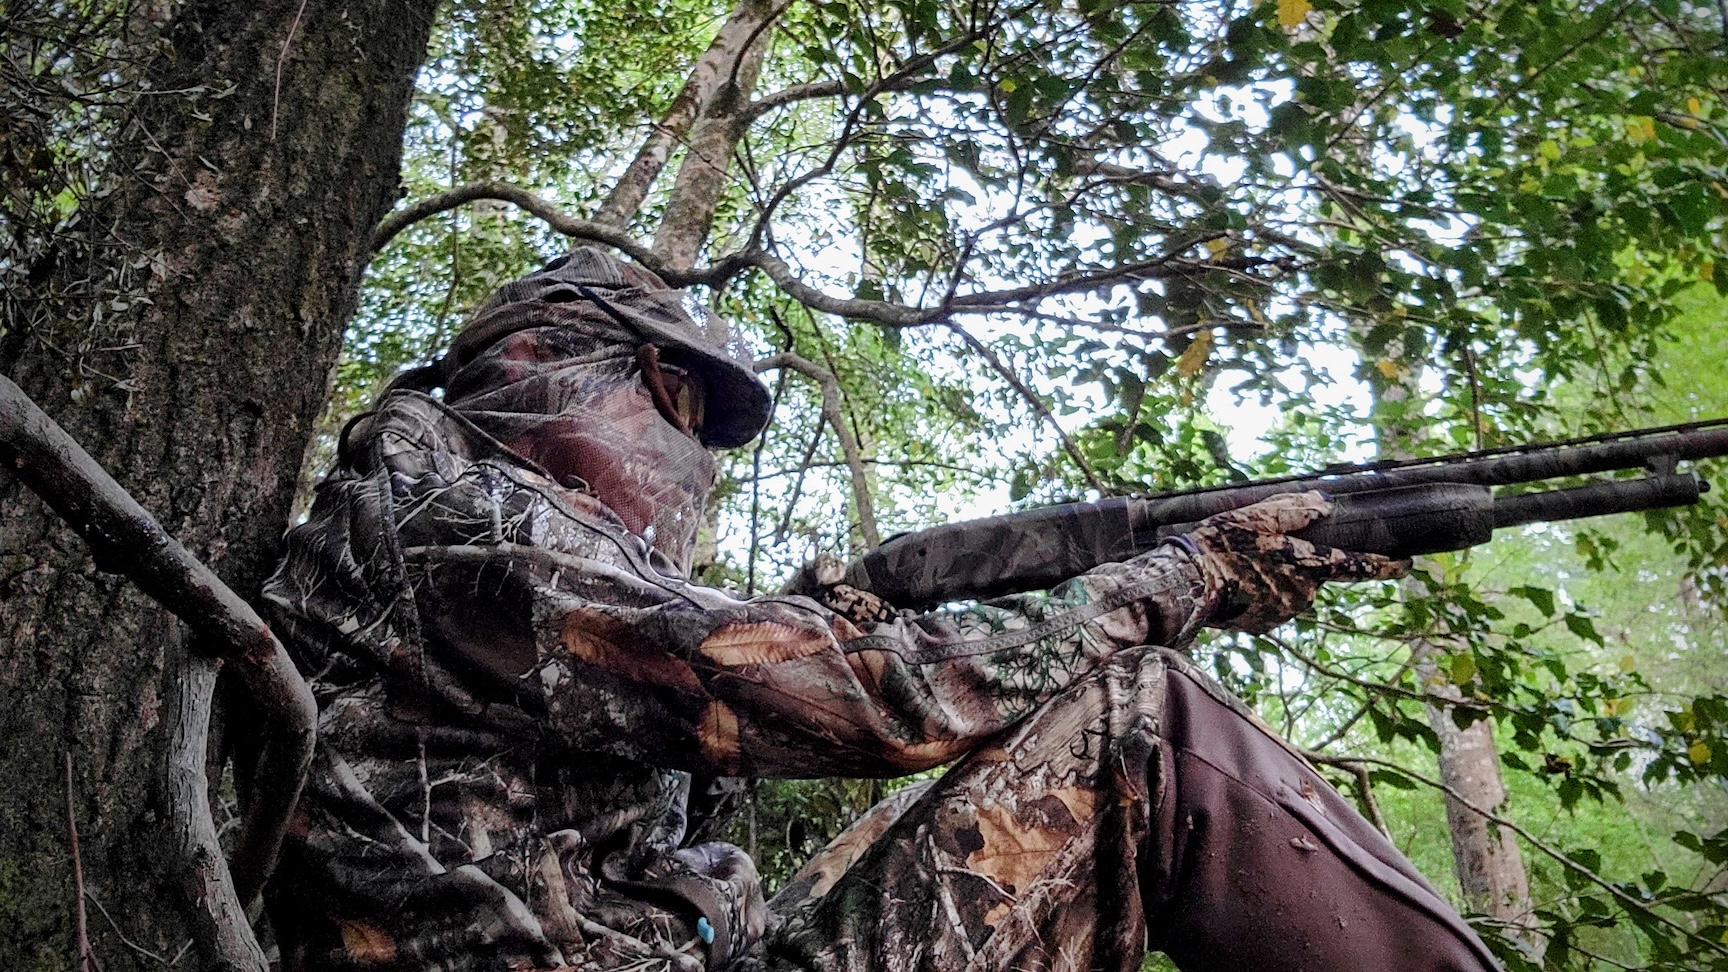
[1415,651,1537,925]
[651,0,778,270]
[0,1,437,967]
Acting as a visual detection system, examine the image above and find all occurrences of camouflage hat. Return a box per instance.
[432,248,773,448]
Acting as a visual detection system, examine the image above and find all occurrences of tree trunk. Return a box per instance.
[1414,646,1537,923]
[0,1,437,967]
[593,0,779,231]
[651,0,778,270]
[1358,343,1537,937]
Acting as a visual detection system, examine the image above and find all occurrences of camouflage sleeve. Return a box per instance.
[534,545,1207,779]
[264,392,1209,783]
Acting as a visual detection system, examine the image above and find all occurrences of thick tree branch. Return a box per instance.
[738,249,930,324]
[652,0,779,269]
[0,375,316,920]
[754,352,880,548]
[165,648,268,971]
[593,0,783,229]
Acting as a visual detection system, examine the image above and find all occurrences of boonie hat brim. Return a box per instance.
[444,248,773,448]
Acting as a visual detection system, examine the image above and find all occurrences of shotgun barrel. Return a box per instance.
[843,419,1728,609]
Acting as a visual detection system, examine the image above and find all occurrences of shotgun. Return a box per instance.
[842,418,1728,609]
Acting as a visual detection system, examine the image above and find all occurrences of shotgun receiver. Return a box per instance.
[843,418,1728,610]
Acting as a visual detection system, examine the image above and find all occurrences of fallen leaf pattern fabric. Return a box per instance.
[762,646,1502,972]
[261,387,1207,972]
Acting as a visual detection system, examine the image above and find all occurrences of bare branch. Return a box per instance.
[741,249,930,324]
[65,753,99,972]
[1334,751,1728,959]
[946,323,1106,494]
[0,375,316,918]
[370,181,659,263]
[371,187,1290,340]
[945,250,1272,309]
[164,648,268,970]
[773,418,825,547]
[755,352,881,547]
[744,457,993,483]
[744,369,786,593]
[1067,158,1217,200]
[739,248,1280,326]
[1299,749,1391,838]
[740,27,979,124]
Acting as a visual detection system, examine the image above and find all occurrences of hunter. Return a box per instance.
[261,248,1503,972]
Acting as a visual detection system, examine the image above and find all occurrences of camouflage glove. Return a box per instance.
[779,553,897,625]
[1173,491,1408,634]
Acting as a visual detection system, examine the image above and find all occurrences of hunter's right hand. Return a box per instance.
[1175,491,1408,634]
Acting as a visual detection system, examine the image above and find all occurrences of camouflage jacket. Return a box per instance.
[260,386,1209,971]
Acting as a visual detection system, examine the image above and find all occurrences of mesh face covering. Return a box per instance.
[442,309,719,574]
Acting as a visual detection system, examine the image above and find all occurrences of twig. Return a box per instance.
[1305,653,1419,751]
[1298,749,1391,838]
[270,0,311,141]
[773,420,825,546]
[725,0,792,94]
[1460,340,1484,451]
[573,915,702,972]
[66,752,99,972]
[739,21,987,123]
[742,457,993,483]
[83,890,172,967]
[1267,631,1492,712]
[1329,752,1728,958]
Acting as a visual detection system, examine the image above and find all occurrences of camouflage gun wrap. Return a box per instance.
[845,418,1728,609]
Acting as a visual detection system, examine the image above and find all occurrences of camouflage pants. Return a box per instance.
[758,647,1501,972]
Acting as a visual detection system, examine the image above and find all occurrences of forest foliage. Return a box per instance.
[4,0,1728,968]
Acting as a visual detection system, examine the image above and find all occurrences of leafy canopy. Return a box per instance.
[336,1,1728,968]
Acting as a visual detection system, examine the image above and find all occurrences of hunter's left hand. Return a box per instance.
[780,553,897,625]
[1177,491,1409,634]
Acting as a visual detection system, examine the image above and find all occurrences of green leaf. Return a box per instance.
[1510,585,1556,617]
[1563,613,1604,646]
[1449,650,1477,685]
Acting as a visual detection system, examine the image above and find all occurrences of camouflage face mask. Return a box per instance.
[442,314,719,574]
